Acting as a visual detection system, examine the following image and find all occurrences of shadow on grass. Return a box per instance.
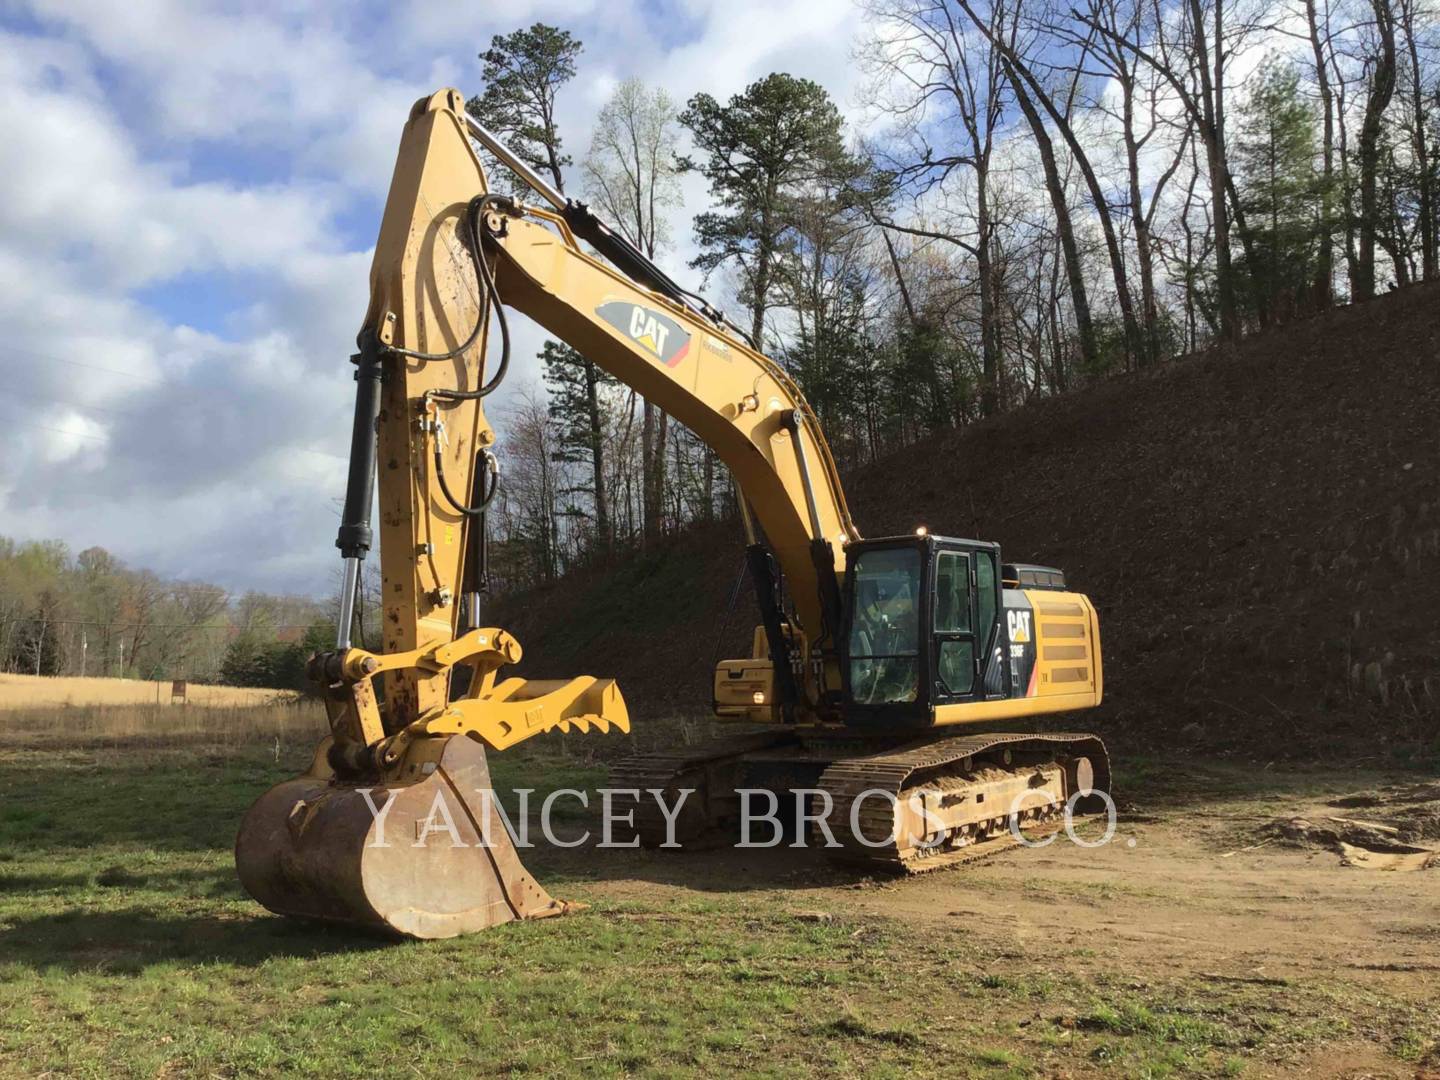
[0,864,238,893]
[0,906,394,973]
[521,833,869,894]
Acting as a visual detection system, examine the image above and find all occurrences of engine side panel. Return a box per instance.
[1022,588,1103,705]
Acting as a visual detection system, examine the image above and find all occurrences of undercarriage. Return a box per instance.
[611,730,1111,872]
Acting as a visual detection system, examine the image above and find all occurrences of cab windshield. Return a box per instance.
[847,547,921,704]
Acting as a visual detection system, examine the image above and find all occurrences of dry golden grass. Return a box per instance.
[0,673,296,710]
[0,700,328,753]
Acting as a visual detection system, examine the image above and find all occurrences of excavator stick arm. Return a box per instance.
[235,90,629,938]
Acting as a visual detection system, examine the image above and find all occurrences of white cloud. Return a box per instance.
[0,0,870,595]
[36,411,108,466]
[653,0,862,108]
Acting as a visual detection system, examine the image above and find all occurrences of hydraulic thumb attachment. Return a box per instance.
[315,629,629,779]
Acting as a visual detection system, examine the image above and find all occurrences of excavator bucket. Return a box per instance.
[235,734,571,939]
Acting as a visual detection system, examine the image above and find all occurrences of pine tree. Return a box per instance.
[467,24,613,553]
[1234,62,1332,321]
[465,24,582,192]
[679,74,855,348]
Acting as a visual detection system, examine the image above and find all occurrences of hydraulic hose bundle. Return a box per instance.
[333,195,510,647]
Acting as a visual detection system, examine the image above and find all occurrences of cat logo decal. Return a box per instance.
[597,300,691,367]
[1007,610,1032,644]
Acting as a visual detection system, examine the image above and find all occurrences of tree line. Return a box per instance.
[470,3,1438,592]
[9,3,1433,669]
[0,537,354,688]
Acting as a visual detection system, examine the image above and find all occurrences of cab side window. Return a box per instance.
[934,553,970,633]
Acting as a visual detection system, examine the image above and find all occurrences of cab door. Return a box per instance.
[931,549,978,701]
[931,545,1008,703]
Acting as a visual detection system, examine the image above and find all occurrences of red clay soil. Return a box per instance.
[498,283,1440,759]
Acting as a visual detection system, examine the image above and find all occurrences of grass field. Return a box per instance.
[0,673,295,710]
[0,705,1436,1078]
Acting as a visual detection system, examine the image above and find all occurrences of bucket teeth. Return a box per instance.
[432,676,629,751]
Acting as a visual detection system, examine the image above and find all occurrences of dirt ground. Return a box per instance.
[561,762,1440,1078]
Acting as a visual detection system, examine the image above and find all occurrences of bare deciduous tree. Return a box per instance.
[583,79,683,547]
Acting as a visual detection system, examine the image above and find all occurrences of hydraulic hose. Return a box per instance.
[434,443,499,518]
[407,196,512,399]
[413,196,510,523]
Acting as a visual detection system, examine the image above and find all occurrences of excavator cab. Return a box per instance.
[843,535,1006,722]
[839,533,1102,730]
[715,535,1014,725]
[716,530,1101,730]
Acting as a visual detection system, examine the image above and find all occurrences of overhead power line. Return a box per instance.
[1,417,110,443]
[0,346,168,385]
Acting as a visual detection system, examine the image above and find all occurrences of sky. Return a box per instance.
[0,0,868,597]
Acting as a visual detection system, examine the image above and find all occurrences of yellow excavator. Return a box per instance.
[235,89,1109,939]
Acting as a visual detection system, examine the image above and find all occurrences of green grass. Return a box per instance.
[0,727,1435,1077]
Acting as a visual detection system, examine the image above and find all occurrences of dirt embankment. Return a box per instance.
[499,284,1440,758]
